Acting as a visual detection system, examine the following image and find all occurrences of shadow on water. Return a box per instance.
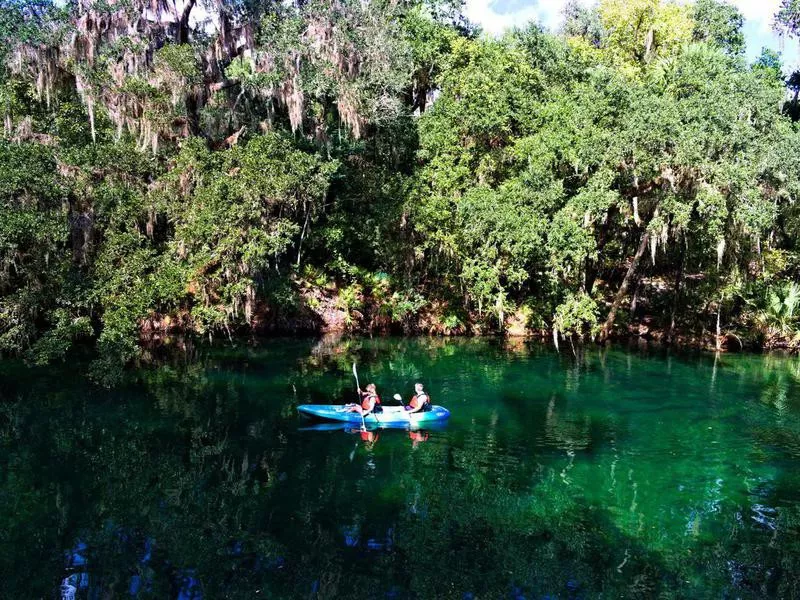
[1,337,800,597]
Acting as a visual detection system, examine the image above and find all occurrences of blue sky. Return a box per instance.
[463,0,799,68]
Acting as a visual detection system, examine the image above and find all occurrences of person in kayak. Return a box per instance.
[405,383,431,413]
[348,383,381,416]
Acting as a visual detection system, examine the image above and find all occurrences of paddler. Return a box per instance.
[347,382,381,416]
[404,382,431,413]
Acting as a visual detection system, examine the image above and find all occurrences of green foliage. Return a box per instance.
[441,312,464,334]
[1,0,800,372]
[561,1,605,47]
[457,184,548,313]
[597,0,695,73]
[0,0,62,58]
[776,0,800,37]
[755,281,800,341]
[553,291,600,342]
[0,141,71,355]
[154,44,201,85]
[403,5,463,112]
[753,48,784,80]
[388,290,427,323]
[337,283,363,316]
[691,0,745,56]
[27,309,92,365]
[164,134,336,330]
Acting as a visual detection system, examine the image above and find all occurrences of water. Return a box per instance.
[2,337,800,599]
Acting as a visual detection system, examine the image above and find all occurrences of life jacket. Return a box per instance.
[409,392,430,410]
[361,393,380,411]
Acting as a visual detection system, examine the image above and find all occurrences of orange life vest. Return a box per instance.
[410,393,429,409]
[361,393,380,411]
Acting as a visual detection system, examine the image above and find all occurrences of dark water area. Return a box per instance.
[2,337,800,599]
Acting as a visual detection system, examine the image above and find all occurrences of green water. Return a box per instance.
[2,337,800,599]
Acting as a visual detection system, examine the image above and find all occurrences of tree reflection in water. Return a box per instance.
[0,337,799,597]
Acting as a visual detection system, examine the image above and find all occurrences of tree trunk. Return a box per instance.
[629,275,642,313]
[88,100,96,144]
[666,243,685,345]
[296,207,310,267]
[178,0,196,44]
[600,229,650,342]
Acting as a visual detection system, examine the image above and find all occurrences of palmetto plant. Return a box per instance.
[759,282,800,338]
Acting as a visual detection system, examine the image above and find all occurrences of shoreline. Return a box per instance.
[135,326,794,358]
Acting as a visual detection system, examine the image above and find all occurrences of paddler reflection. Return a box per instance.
[345,427,380,447]
[299,423,437,450]
[360,429,380,444]
[342,426,431,448]
[408,429,430,448]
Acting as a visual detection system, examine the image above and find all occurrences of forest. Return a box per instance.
[3,0,800,380]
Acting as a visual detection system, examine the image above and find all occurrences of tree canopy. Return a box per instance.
[2,0,800,377]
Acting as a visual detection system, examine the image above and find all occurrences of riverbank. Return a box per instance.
[136,276,795,356]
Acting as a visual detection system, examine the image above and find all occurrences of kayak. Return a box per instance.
[297,404,450,426]
[298,404,450,425]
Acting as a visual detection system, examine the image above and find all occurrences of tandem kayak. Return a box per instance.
[297,404,450,426]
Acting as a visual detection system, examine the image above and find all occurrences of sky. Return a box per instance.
[463,0,800,68]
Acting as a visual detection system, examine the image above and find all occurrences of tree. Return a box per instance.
[597,0,695,72]
[775,0,800,37]
[2,0,800,363]
[692,0,745,56]
[561,0,605,47]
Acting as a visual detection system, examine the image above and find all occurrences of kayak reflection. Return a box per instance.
[299,422,447,433]
[299,422,438,447]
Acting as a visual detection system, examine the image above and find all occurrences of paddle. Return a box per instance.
[393,394,412,421]
[352,362,367,431]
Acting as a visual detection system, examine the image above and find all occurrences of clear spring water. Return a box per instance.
[1,337,800,598]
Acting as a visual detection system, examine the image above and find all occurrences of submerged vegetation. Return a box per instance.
[3,0,800,377]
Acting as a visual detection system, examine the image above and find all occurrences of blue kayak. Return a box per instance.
[297,404,450,426]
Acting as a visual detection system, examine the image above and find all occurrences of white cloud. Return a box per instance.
[732,0,780,32]
[463,0,595,35]
[464,0,797,65]
[462,0,542,35]
[466,0,780,35]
